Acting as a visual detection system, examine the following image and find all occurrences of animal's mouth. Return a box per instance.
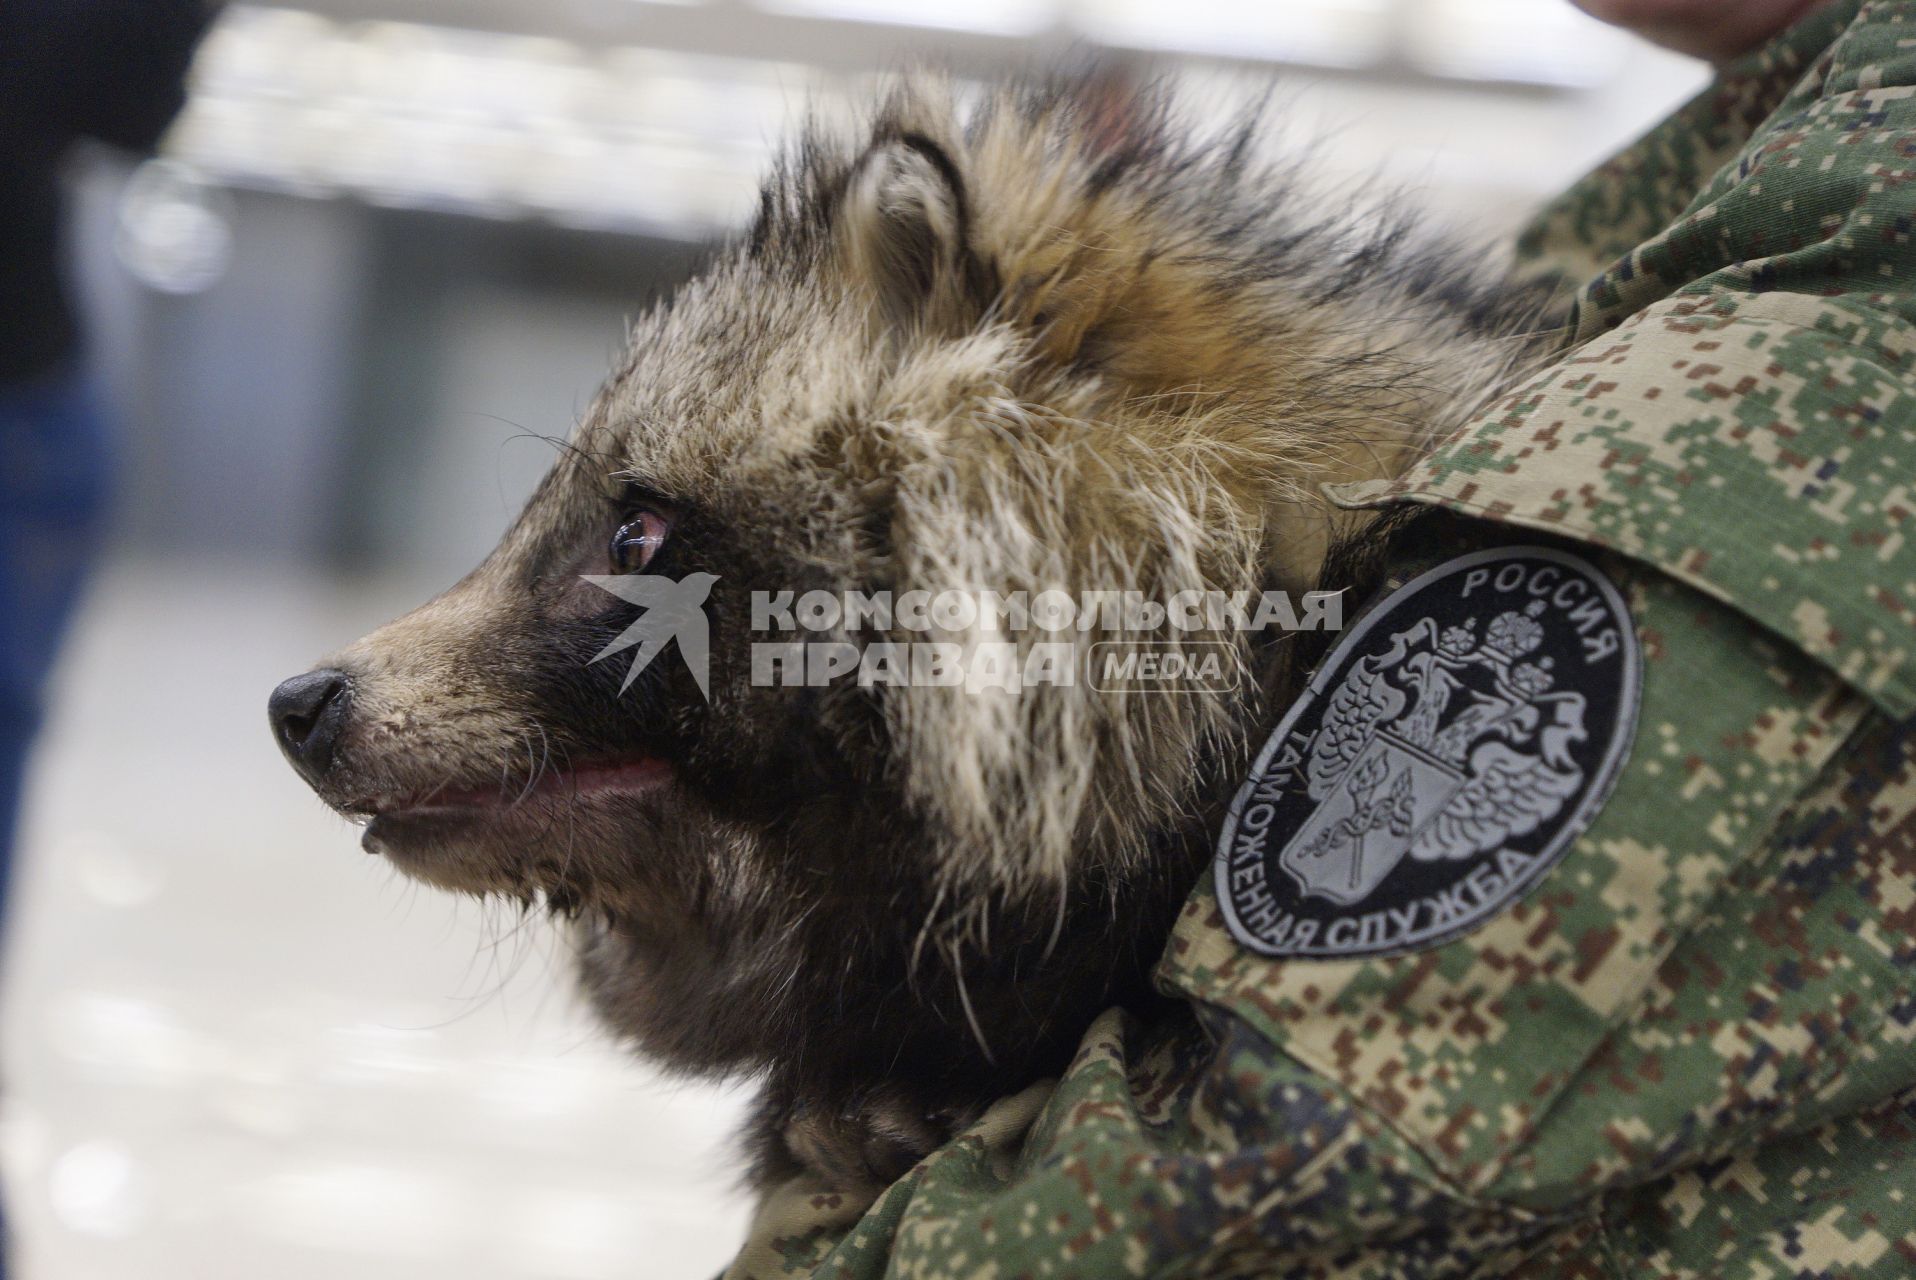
[349,755,677,893]
[347,757,675,822]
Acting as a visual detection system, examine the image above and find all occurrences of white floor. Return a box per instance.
[0,558,753,1280]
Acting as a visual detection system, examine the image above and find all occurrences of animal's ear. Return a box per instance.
[842,134,986,332]
[1072,64,1165,165]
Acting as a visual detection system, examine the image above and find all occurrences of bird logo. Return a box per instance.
[579,572,719,701]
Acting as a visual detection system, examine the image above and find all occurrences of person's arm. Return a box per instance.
[1574,0,1830,63]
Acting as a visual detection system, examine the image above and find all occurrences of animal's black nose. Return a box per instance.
[269,668,353,782]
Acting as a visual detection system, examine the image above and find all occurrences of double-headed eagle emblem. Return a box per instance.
[1282,601,1591,905]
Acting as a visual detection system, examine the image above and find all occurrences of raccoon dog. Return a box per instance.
[269,75,1555,1190]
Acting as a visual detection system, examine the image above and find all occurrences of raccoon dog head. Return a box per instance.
[269,76,1547,1172]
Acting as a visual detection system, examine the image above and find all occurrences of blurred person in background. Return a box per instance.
[0,1,218,1271]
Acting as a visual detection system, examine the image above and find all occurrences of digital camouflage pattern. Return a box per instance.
[725,3,1916,1274]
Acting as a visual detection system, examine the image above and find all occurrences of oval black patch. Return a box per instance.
[1216,546,1640,960]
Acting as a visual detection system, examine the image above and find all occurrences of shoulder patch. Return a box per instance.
[1216,546,1640,960]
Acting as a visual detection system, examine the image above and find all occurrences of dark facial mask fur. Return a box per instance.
[269,73,1560,1190]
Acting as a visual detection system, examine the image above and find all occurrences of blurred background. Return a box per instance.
[0,3,1707,1277]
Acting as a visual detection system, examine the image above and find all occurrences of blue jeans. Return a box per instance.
[0,365,109,901]
[0,365,111,1274]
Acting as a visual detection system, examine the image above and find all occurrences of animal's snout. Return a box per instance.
[269,668,354,783]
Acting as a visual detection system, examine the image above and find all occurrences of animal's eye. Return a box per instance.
[609,509,671,573]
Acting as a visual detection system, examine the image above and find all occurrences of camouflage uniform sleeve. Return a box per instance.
[725,4,1916,1275]
[1336,0,1916,721]
[1510,0,1855,292]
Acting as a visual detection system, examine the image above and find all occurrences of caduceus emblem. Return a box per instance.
[1280,601,1591,906]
